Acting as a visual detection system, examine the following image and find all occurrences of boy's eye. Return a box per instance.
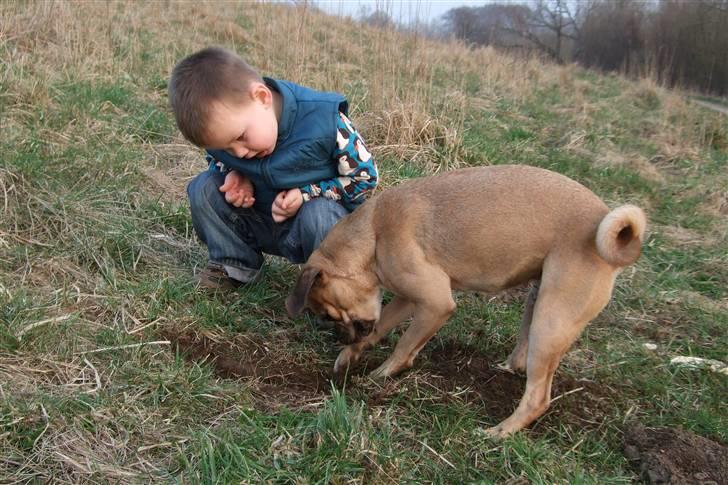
[237,133,246,141]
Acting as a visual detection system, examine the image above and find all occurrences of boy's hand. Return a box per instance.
[219,170,255,208]
[272,189,304,223]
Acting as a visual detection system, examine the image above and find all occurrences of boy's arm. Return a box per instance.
[299,112,378,211]
[205,152,231,173]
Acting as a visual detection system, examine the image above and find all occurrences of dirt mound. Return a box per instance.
[623,423,728,484]
[361,340,617,430]
[162,328,331,411]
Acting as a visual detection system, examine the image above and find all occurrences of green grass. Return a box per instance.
[2,2,727,483]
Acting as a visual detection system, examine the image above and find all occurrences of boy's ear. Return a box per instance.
[250,82,272,106]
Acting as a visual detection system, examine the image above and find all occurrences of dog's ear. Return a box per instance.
[286,266,322,317]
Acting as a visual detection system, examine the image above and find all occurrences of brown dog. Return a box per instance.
[286,165,646,437]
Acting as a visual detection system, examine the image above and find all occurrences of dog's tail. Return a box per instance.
[595,205,647,267]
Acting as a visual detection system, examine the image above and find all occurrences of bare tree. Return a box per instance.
[646,0,728,94]
[439,4,534,50]
[577,0,644,71]
[495,0,594,63]
[435,0,727,95]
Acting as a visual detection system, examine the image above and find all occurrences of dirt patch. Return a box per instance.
[142,168,189,203]
[360,340,617,430]
[163,325,616,429]
[161,327,331,412]
[659,224,718,248]
[624,423,728,484]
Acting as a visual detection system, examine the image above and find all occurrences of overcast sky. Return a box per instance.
[314,0,488,24]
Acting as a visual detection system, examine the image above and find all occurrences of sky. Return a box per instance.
[314,0,488,24]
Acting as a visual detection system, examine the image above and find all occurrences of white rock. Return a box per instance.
[670,356,728,375]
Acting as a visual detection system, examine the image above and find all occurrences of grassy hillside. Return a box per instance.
[1,2,726,482]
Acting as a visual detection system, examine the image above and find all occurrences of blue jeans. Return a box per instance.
[187,170,349,282]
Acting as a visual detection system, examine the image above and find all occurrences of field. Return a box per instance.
[1,2,726,483]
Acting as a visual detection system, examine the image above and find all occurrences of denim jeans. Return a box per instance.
[187,170,349,282]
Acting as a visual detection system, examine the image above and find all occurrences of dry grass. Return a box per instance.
[1,1,727,482]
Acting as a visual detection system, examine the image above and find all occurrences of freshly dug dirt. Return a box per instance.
[361,339,617,431]
[163,325,617,432]
[623,423,728,484]
[162,328,331,411]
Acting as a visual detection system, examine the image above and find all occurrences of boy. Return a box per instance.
[168,47,378,289]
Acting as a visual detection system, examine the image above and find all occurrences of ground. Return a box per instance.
[1,2,727,483]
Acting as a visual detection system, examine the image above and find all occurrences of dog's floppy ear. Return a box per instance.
[286,266,322,317]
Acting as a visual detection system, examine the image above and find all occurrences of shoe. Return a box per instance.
[195,262,244,290]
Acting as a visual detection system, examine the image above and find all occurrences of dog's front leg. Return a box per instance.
[334,296,415,380]
[369,294,456,379]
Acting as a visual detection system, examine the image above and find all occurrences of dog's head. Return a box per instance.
[286,262,381,344]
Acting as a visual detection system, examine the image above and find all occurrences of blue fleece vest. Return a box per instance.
[206,78,348,213]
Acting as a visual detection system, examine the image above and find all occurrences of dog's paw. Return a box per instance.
[333,346,359,382]
[368,365,387,380]
[496,361,516,374]
[476,425,509,440]
[369,359,402,380]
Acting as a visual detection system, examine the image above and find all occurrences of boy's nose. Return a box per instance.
[231,144,247,158]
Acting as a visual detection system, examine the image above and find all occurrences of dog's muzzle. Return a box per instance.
[353,319,375,337]
[330,318,375,344]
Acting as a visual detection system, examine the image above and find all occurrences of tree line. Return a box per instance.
[361,0,728,96]
[440,0,728,95]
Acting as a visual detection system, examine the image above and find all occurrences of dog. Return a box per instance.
[286,165,646,437]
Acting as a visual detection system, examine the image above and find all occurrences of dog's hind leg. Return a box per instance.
[369,269,455,379]
[485,257,616,438]
[334,296,415,378]
[501,282,540,373]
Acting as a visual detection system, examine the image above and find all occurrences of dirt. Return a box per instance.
[161,328,331,412]
[163,326,616,431]
[164,324,728,483]
[360,340,617,431]
[623,423,728,484]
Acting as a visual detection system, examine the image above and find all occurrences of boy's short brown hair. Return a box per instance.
[168,46,263,146]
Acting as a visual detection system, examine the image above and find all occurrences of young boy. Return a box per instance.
[168,47,378,289]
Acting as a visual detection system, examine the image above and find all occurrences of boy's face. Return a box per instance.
[204,83,278,159]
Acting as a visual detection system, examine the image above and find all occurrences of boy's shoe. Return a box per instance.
[196,262,248,290]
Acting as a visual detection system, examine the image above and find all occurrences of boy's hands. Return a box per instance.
[219,170,255,208]
[217,172,303,222]
[272,188,304,223]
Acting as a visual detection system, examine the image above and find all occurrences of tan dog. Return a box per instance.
[286,165,646,437]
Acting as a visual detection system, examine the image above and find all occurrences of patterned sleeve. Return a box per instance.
[205,152,231,173]
[299,112,378,211]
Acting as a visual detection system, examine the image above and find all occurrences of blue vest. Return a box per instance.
[207,78,348,213]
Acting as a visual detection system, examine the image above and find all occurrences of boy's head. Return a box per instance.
[168,46,279,158]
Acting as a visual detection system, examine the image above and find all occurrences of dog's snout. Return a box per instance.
[353,319,375,336]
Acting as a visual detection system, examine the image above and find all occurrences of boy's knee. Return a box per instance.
[187,171,223,210]
[298,198,348,233]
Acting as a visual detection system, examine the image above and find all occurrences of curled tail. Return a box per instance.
[596,205,647,267]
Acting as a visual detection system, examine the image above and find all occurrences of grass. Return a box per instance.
[1,1,727,483]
